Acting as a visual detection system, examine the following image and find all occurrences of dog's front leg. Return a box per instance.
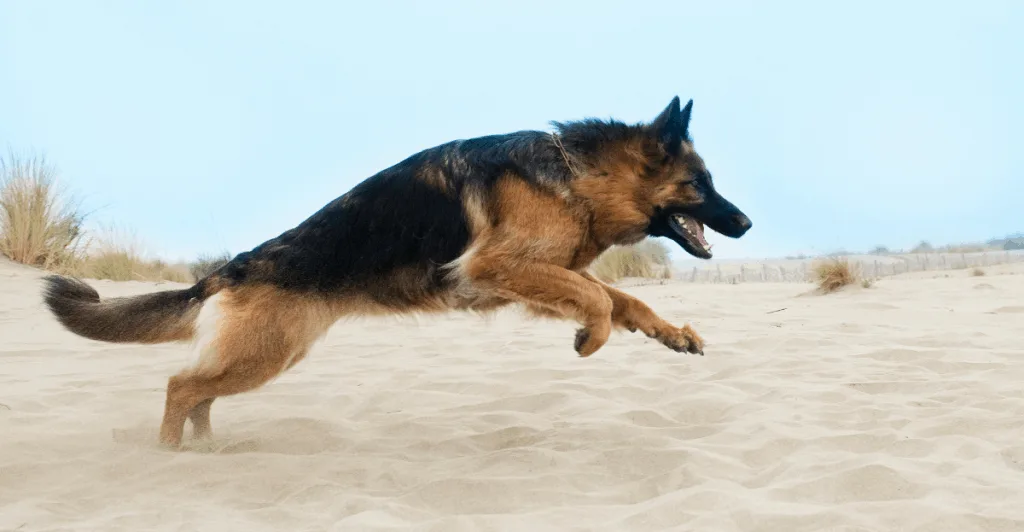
[581,273,704,355]
[469,263,613,357]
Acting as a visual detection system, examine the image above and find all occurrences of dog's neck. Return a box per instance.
[550,132,585,180]
[550,131,654,250]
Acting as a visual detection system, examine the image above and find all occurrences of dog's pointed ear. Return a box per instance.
[680,98,693,139]
[651,96,690,155]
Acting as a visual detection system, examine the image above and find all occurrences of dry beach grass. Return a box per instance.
[1,152,203,283]
[811,257,859,294]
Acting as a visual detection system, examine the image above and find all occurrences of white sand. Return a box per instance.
[2,259,1023,531]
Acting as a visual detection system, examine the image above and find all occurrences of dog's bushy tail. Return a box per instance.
[42,275,215,344]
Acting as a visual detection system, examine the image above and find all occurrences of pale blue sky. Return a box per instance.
[1,1,1021,261]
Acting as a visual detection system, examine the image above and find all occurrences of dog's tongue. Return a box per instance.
[683,218,709,247]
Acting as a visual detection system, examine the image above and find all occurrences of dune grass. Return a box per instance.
[189,252,231,281]
[77,252,191,283]
[67,226,191,283]
[0,151,86,271]
[0,152,191,283]
[590,239,673,283]
[811,257,860,293]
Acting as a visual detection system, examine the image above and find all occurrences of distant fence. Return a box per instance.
[673,250,1024,284]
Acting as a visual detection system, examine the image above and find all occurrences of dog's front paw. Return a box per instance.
[574,320,611,358]
[654,324,705,355]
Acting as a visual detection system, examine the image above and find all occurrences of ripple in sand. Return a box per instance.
[776,464,925,503]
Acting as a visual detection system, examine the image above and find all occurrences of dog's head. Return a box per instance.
[564,96,752,260]
[640,97,752,259]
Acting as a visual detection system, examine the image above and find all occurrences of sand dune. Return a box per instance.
[2,259,1023,531]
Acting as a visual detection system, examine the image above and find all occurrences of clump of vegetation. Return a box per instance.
[869,245,890,255]
[972,268,986,277]
[73,227,190,283]
[941,244,992,253]
[78,253,190,283]
[811,257,860,293]
[189,252,231,281]
[0,151,86,271]
[590,239,672,283]
[861,278,874,288]
[0,150,194,283]
[911,241,934,253]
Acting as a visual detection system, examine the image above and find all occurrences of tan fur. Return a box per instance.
[444,149,684,323]
[160,284,338,446]
[448,168,703,358]
[580,272,704,352]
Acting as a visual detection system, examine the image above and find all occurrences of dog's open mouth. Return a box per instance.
[668,214,713,259]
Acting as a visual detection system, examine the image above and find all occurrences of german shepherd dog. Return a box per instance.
[42,96,751,448]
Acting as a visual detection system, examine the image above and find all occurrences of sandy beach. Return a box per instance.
[2,258,1023,531]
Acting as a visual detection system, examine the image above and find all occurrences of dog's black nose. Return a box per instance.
[732,214,752,235]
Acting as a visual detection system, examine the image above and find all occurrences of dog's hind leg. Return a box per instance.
[187,398,215,440]
[161,349,301,448]
[159,286,334,449]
